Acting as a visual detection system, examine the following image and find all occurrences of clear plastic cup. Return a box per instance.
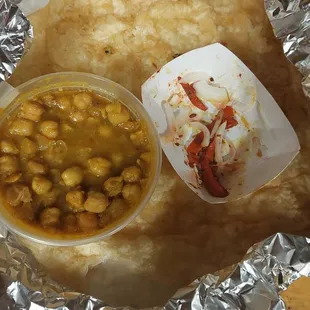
[0,72,162,246]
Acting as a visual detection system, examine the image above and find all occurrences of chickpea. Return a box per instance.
[106,101,131,126]
[60,122,74,133]
[121,166,142,183]
[122,183,141,203]
[0,155,18,176]
[43,140,67,166]
[19,101,44,122]
[57,96,72,111]
[32,176,53,195]
[6,184,31,206]
[4,172,22,183]
[70,110,86,122]
[77,212,98,231]
[39,207,61,227]
[27,160,47,174]
[62,213,77,232]
[106,101,122,114]
[0,140,19,154]
[103,176,123,197]
[87,117,100,126]
[73,92,92,110]
[76,147,92,162]
[118,121,140,132]
[9,119,34,136]
[89,106,101,117]
[39,121,59,139]
[41,94,56,107]
[61,166,84,187]
[35,134,52,151]
[130,130,148,148]
[87,157,112,177]
[98,124,113,138]
[35,188,59,207]
[84,191,109,213]
[20,138,37,159]
[108,110,131,126]
[108,198,127,219]
[66,190,85,212]
[111,153,124,167]
[140,152,151,163]
[136,159,148,176]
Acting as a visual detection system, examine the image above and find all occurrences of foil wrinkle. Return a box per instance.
[0,0,33,82]
[265,0,310,98]
[0,232,309,309]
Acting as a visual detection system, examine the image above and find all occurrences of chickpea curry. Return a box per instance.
[0,90,152,236]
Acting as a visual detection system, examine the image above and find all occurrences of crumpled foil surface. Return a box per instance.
[265,0,310,98]
[0,0,33,82]
[0,231,309,309]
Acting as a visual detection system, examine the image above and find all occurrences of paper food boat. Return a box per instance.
[142,43,300,204]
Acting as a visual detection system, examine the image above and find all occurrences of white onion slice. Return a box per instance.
[168,94,182,107]
[174,107,192,129]
[210,110,224,139]
[161,101,175,134]
[189,122,210,147]
[222,138,236,163]
[180,72,211,84]
[221,139,230,157]
[193,80,229,105]
[177,123,193,146]
[215,121,227,164]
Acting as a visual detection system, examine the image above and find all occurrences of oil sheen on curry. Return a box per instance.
[0,90,151,236]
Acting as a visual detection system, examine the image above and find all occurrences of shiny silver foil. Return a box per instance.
[0,228,110,309]
[0,0,33,82]
[265,0,310,98]
[165,233,310,310]
[0,231,309,309]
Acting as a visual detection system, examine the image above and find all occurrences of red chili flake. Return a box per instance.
[222,106,238,129]
[180,83,207,111]
[210,77,214,82]
[187,153,199,168]
[202,166,229,198]
[177,76,182,81]
[238,73,242,78]
[189,113,197,118]
[187,132,204,154]
[200,139,216,168]
[175,143,180,147]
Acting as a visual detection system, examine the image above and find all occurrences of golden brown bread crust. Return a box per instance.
[280,277,310,310]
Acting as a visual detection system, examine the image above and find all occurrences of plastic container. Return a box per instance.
[0,72,162,246]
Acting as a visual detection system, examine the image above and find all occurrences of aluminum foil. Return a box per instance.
[165,233,310,310]
[0,0,33,82]
[0,231,309,309]
[265,0,310,98]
